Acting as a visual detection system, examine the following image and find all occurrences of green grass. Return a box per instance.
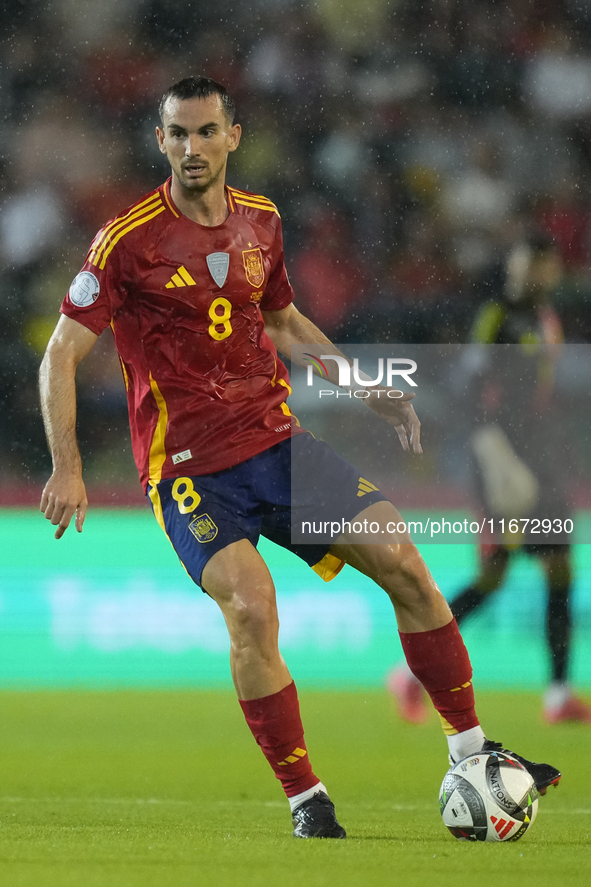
[0,690,589,886]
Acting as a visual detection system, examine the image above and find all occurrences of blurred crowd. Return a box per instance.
[3,0,591,489]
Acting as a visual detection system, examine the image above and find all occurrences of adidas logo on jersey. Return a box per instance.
[165,266,196,288]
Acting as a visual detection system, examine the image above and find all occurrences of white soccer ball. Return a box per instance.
[439,750,539,842]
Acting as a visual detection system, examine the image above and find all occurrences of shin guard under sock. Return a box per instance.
[399,618,480,735]
[239,681,320,798]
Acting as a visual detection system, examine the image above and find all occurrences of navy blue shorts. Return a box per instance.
[147,433,386,589]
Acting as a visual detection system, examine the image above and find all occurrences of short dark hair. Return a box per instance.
[158,76,235,124]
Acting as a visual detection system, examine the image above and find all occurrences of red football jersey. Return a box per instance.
[61,179,301,491]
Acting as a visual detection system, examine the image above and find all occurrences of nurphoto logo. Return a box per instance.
[304,355,418,398]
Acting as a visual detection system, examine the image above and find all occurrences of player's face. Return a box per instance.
[156,94,241,194]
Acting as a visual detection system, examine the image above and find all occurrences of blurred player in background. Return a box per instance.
[39,77,561,839]
[390,233,591,726]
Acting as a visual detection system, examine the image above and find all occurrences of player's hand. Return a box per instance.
[365,389,422,454]
[40,471,88,539]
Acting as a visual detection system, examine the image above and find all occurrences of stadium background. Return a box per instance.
[1,0,591,691]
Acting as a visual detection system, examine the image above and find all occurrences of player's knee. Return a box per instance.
[376,544,435,606]
[226,593,279,646]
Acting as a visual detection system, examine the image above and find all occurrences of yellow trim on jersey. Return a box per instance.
[119,357,130,391]
[232,197,280,216]
[162,181,180,218]
[270,376,300,425]
[97,205,166,269]
[90,200,164,268]
[227,187,276,205]
[226,187,236,213]
[148,373,169,485]
[312,552,346,582]
[89,194,163,265]
[275,377,294,420]
[148,483,167,534]
[227,188,280,216]
[230,194,276,208]
[109,319,130,391]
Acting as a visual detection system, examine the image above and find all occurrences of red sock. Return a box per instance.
[239,681,320,797]
[399,618,480,735]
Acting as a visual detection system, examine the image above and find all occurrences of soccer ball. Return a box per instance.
[439,750,539,842]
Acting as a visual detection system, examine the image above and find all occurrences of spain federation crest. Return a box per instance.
[242,247,265,288]
[188,513,218,543]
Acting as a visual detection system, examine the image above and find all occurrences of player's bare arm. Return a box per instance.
[39,315,99,539]
[262,302,422,454]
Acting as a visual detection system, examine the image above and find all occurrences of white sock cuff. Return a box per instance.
[288,782,327,813]
[447,725,486,763]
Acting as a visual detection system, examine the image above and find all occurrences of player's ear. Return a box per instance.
[227,123,241,153]
[155,126,167,154]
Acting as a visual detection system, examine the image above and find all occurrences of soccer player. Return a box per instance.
[390,233,591,726]
[39,77,561,838]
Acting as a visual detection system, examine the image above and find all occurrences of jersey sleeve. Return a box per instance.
[260,216,295,312]
[60,233,127,336]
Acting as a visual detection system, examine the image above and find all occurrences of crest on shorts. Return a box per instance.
[206,252,230,288]
[242,247,264,288]
[188,513,218,543]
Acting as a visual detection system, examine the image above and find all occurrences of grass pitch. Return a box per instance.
[0,690,589,887]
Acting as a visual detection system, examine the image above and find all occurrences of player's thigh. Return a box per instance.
[202,538,281,641]
[332,499,412,547]
[148,471,265,583]
[330,500,440,599]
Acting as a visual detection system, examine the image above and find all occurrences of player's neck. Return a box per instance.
[170,177,229,227]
